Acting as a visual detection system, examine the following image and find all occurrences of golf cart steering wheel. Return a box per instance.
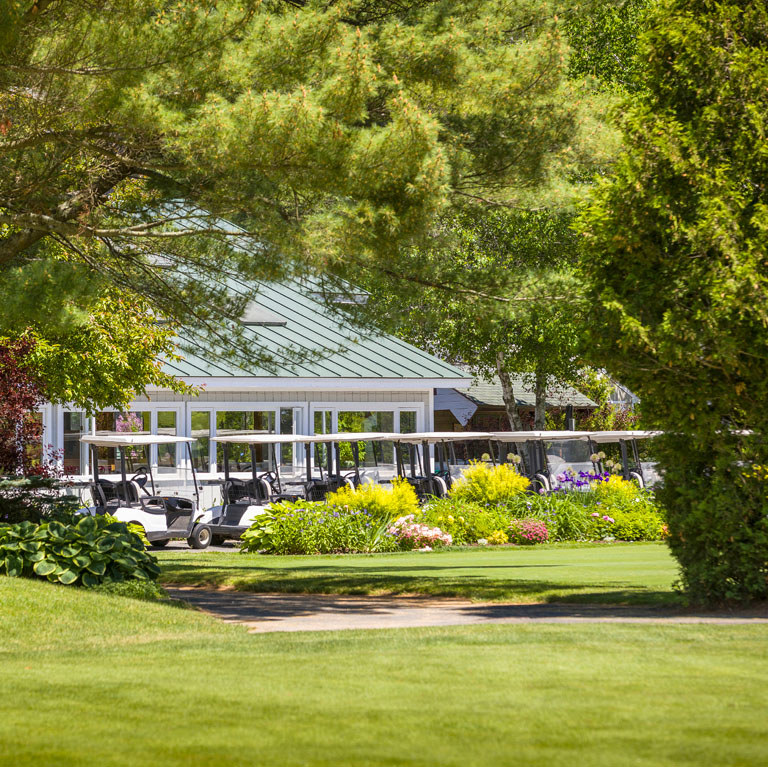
[130,466,149,492]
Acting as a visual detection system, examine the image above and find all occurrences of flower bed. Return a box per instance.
[240,472,665,555]
[387,515,452,551]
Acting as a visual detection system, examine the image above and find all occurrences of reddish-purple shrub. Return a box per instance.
[0,336,48,476]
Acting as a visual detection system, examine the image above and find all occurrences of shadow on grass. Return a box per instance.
[160,561,680,607]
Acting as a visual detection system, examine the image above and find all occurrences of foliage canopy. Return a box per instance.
[578,0,768,603]
[0,0,604,365]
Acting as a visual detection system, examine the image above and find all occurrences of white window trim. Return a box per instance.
[52,398,429,482]
[190,403,306,479]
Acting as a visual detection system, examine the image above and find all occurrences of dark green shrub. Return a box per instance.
[0,477,80,524]
[659,433,768,603]
[0,515,160,586]
[578,1,768,603]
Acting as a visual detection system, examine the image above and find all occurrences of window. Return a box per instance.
[63,412,89,475]
[280,408,295,470]
[190,411,211,473]
[337,411,395,467]
[156,411,178,474]
[94,411,150,473]
[399,411,417,434]
[216,410,275,472]
[26,412,44,470]
[313,410,333,470]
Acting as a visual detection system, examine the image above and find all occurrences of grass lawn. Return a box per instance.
[2,576,767,767]
[157,542,681,606]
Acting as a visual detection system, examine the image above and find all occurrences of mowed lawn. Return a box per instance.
[2,576,767,767]
[157,542,681,605]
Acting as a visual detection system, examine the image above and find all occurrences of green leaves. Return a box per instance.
[33,560,56,577]
[1,0,603,409]
[0,515,160,588]
[577,1,768,603]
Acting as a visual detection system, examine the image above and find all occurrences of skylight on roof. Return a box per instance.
[240,303,288,326]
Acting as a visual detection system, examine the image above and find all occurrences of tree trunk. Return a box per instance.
[533,366,547,430]
[496,352,525,431]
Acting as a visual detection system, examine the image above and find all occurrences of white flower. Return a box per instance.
[477,538,488,545]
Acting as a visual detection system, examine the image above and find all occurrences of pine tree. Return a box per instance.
[1,0,600,355]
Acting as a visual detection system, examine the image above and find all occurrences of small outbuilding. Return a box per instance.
[434,375,596,432]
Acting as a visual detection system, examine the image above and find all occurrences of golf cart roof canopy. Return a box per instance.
[488,430,588,442]
[390,431,495,444]
[81,434,196,447]
[213,432,321,445]
[488,430,661,443]
[214,431,397,445]
[314,432,395,442]
[587,430,661,443]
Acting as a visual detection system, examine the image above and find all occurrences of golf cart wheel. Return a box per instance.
[211,534,228,546]
[629,471,645,489]
[150,538,170,548]
[188,525,212,550]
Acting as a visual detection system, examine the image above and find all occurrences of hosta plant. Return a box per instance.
[0,515,160,586]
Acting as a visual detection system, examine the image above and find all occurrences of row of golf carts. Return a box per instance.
[80,429,659,549]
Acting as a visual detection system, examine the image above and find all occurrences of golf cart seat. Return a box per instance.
[304,480,331,501]
[404,476,433,500]
[434,469,453,490]
[90,478,142,510]
[221,478,269,506]
[89,480,117,512]
[325,475,353,493]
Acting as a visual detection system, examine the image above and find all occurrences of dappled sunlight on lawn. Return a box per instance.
[156,543,680,606]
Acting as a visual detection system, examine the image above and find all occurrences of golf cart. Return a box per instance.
[199,433,321,543]
[81,434,211,549]
[587,430,661,488]
[488,431,577,492]
[316,431,396,490]
[200,432,395,542]
[390,432,495,500]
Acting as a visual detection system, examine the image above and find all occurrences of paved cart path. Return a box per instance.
[165,588,768,633]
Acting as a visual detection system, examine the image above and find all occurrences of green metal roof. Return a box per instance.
[162,275,469,381]
[463,376,596,408]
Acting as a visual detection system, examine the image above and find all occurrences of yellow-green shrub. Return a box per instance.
[325,478,419,523]
[449,462,530,506]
